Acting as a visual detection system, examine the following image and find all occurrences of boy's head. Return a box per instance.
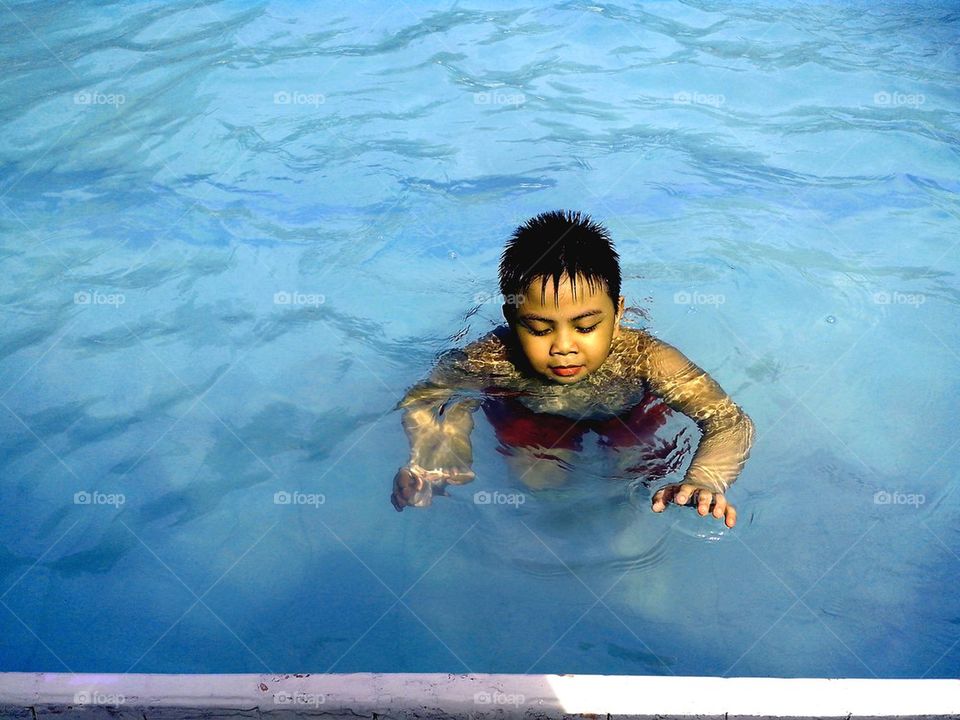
[499,210,625,384]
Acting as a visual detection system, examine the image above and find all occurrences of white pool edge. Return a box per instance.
[2,672,960,718]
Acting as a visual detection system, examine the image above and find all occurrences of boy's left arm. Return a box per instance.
[634,330,756,527]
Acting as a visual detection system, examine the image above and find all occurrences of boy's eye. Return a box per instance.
[525,324,600,336]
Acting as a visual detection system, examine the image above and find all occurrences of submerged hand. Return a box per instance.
[391,464,475,512]
[392,466,432,511]
[651,482,737,528]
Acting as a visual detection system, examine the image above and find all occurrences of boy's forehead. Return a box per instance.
[521,274,609,309]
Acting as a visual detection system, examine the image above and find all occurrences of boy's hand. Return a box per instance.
[651,483,737,528]
[392,466,432,511]
[391,464,475,512]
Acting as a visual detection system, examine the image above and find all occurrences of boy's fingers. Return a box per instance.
[675,483,701,505]
[651,483,738,525]
[651,491,664,512]
[403,470,423,495]
[446,469,476,485]
[395,467,428,505]
[697,490,713,516]
[725,506,737,528]
[392,471,411,511]
[651,486,676,511]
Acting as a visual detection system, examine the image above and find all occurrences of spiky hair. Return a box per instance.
[499,209,621,310]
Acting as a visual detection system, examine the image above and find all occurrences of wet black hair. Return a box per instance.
[499,209,621,316]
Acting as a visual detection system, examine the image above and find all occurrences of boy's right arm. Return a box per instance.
[392,348,484,510]
[399,382,478,477]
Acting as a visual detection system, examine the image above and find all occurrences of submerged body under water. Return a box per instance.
[392,321,748,506]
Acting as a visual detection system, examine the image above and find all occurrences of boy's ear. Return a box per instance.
[613,295,625,337]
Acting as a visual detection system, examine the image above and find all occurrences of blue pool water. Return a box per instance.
[1,0,958,678]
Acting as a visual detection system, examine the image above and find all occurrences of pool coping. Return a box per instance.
[1,672,960,719]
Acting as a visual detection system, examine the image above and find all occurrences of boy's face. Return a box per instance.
[504,273,625,384]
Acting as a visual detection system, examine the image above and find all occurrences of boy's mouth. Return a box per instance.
[550,365,583,377]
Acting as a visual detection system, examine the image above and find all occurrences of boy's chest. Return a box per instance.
[513,374,649,420]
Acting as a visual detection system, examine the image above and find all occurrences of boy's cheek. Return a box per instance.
[517,338,543,366]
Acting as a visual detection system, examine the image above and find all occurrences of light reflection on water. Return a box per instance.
[0,0,958,677]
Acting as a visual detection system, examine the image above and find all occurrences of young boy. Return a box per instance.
[392,210,755,528]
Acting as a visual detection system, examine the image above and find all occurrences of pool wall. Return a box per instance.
[1,672,959,718]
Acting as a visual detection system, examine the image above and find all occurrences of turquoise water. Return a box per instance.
[1,0,959,677]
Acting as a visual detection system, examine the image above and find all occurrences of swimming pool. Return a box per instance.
[0,0,958,680]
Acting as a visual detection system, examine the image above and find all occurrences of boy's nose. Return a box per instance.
[550,329,578,355]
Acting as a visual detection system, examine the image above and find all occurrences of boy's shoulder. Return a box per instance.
[621,325,656,340]
[615,325,656,356]
[460,326,516,372]
[464,325,511,355]
[431,326,518,386]
[605,326,669,379]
